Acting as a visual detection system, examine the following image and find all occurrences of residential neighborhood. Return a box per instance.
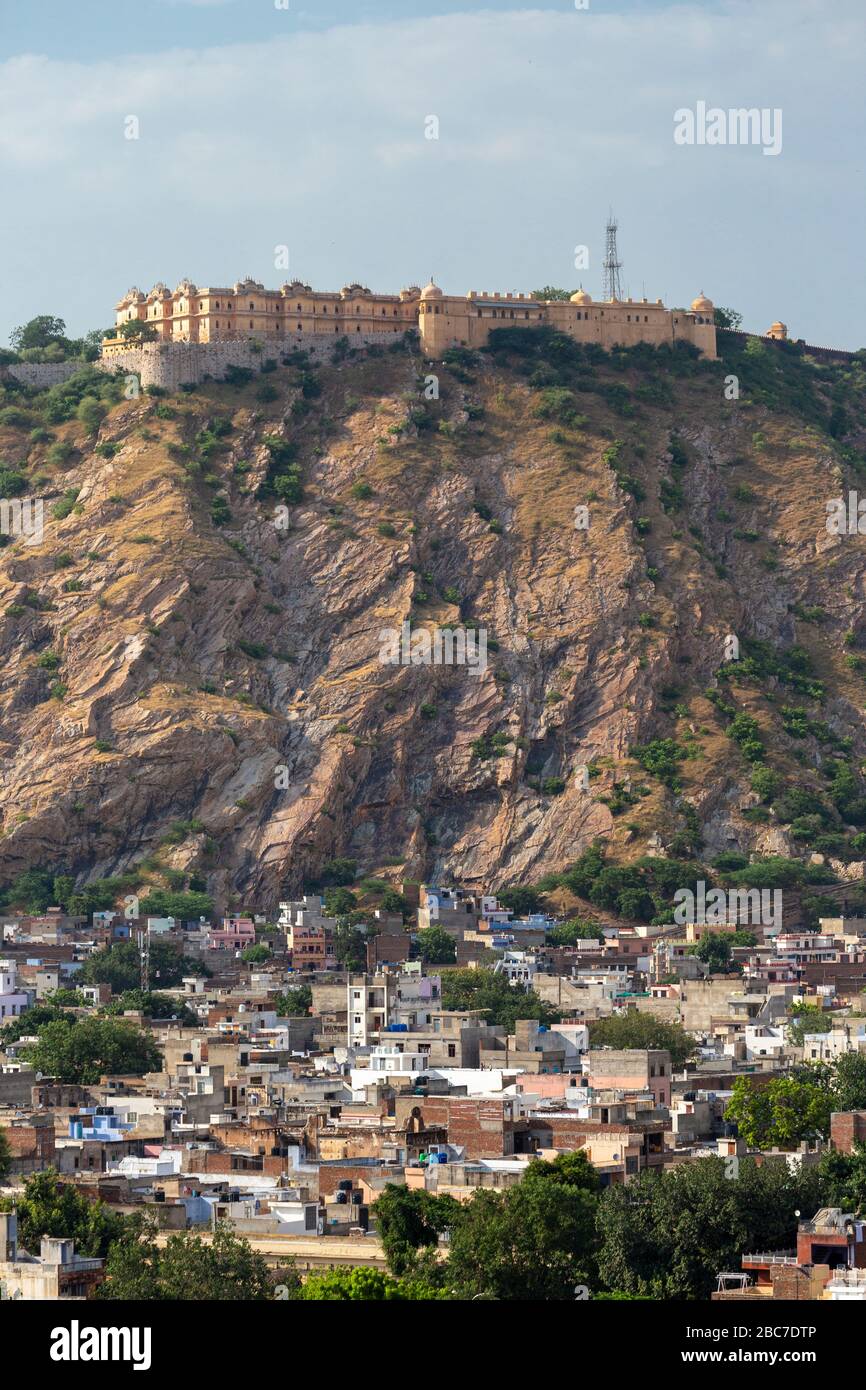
[4,867,866,1306]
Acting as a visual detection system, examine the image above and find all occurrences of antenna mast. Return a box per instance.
[137,925,150,992]
[602,211,624,302]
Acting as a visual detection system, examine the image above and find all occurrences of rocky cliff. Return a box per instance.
[0,328,864,911]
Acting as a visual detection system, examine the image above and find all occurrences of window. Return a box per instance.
[250,301,254,310]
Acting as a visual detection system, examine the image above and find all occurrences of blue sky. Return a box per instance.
[1,0,864,348]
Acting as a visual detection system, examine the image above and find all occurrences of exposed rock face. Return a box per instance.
[0,336,864,910]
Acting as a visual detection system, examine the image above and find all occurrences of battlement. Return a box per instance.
[103,276,718,361]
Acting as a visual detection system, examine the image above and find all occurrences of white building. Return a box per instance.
[493,951,537,986]
[0,960,29,1023]
[745,1024,788,1061]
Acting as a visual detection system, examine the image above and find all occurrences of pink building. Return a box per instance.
[206,916,256,951]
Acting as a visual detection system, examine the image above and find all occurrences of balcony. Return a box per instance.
[741,1251,797,1267]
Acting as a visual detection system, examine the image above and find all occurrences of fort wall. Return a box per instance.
[1,332,411,392]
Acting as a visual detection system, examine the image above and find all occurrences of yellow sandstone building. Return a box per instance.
[104,276,717,359]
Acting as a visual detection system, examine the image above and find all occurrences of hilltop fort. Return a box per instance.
[97,276,718,386]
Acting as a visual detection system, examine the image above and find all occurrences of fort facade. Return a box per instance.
[101,275,718,362]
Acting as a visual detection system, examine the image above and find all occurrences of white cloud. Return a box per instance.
[0,0,863,346]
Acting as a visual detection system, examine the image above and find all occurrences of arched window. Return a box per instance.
[249,320,253,328]
[249,302,254,310]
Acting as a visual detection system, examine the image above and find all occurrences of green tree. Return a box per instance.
[314,857,357,888]
[79,939,208,993]
[713,306,743,331]
[725,1073,834,1148]
[415,925,457,964]
[547,918,602,946]
[23,1017,162,1085]
[587,1013,695,1067]
[1,1003,76,1045]
[240,944,270,963]
[596,1156,823,1300]
[137,889,213,919]
[117,319,158,343]
[273,985,312,1015]
[440,968,558,1031]
[521,1149,599,1194]
[0,867,57,912]
[815,1143,866,1210]
[76,396,108,433]
[530,287,577,302]
[0,1129,10,1183]
[331,913,373,970]
[299,1265,445,1300]
[10,315,68,352]
[380,888,410,917]
[497,886,543,916]
[323,886,357,916]
[831,1052,866,1111]
[687,931,733,973]
[374,1184,459,1277]
[44,989,88,1007]
[447,1168,599,1300]
[101,990,197,1026]
[99,1221,274,1300]
[786,1003,832,1047]
[0,1170,128,1258]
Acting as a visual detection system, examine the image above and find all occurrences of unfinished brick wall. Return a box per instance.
[830,1111,866,1153]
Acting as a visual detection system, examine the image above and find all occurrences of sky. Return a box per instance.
[0,0,864,349]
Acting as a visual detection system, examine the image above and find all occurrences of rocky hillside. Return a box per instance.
[0,327,865,912]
